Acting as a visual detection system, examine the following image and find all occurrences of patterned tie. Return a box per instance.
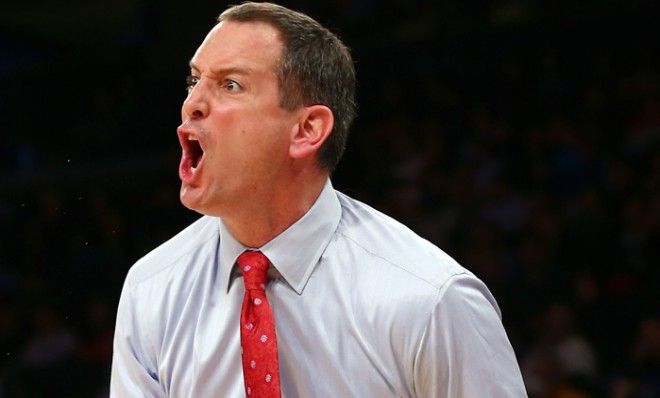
[238,250,281,397]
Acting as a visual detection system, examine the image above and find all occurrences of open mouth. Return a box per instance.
[178,129,206,182]
[188,136,204,169]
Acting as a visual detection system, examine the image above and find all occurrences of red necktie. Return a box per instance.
[238,251,281,397]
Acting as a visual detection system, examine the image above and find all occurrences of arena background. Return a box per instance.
[1,0,658,396]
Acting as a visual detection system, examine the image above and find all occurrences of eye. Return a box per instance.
[186,75,199,92]
[223,79,242,92]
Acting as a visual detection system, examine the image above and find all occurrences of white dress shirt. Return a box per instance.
[111,180,527,397]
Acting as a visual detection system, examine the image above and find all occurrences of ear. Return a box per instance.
[289,105,334,160]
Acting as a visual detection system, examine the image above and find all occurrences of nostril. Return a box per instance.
[192,109,204,118]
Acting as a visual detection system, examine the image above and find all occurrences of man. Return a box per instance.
[111,2,527,397]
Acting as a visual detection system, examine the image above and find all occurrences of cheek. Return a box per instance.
[208,104,291,162]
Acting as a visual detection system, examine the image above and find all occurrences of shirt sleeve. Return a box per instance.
[111,279,165,397]
[413,274,527,397]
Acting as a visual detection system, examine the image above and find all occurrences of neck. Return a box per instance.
[222,171,328,248]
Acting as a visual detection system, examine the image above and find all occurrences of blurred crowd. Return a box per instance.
[1,1,658,397]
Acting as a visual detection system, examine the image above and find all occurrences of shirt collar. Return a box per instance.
[218,179,341,295]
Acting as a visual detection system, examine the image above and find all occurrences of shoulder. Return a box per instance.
[335,191,470,291]
[124,215,219,287]
[114,216,220,368]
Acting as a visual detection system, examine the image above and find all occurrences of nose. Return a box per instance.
[182,80,209,119]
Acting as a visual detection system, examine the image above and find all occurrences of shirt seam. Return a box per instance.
[335,229,468,291]
[127,231,219,288]
[411,273,465,395]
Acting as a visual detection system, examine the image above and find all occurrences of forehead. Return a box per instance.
[190,20,283,74]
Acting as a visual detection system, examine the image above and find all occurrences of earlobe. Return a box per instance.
[289,105,334,160]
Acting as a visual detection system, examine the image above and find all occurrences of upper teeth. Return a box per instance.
[188,136,198,141]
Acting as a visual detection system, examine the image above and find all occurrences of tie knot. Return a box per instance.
[237,250,270,290]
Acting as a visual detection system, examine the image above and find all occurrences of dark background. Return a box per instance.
[1,0,658,397]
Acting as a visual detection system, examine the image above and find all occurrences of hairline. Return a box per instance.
[216,4,355,172]
[215,16,303,111]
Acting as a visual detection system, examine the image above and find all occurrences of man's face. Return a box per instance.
[178,21,298,216]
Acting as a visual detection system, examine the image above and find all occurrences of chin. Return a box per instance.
[180,198,200,213]
[180,184,231,217]
[180,196,223,218]
[182,202,214,217]
[180,187,202,212]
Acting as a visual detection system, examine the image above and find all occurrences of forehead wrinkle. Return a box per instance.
[210,66,254,78]
[190,21,283,80]
[189,58,259,77]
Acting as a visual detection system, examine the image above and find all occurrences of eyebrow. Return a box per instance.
[188,61,253,77]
